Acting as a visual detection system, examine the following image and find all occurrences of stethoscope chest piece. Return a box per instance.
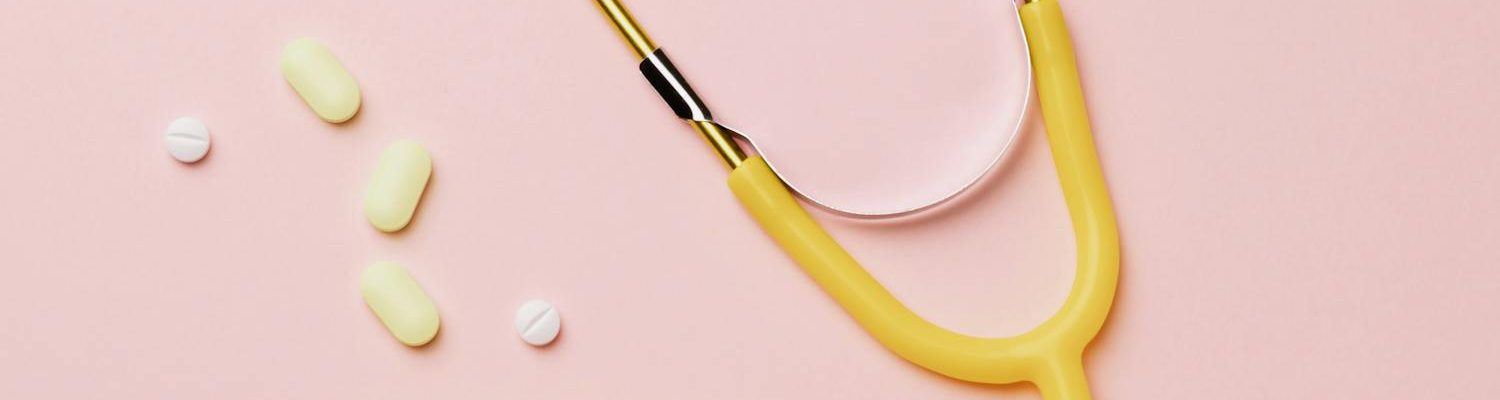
[634,1,1035,218]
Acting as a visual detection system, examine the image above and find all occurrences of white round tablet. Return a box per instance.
[514,299,561,346]
[164,117,210,163]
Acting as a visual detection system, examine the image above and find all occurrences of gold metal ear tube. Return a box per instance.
[594,0,746,169]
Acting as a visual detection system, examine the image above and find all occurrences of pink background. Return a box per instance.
[3,0,1499,398]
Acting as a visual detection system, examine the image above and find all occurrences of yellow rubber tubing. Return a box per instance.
[726,2,1116,399]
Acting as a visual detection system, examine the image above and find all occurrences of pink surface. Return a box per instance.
[2,0,1498,398]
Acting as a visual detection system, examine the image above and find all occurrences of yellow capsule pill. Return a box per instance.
[280,38,361,123]
[360,261,440,346]
[364,139,432,232]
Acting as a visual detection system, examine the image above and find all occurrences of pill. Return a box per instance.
[364,139,432,232]
[360,261,441,346]
[280,38,361,123]
[164,117,210,163]
[514,299,561,346]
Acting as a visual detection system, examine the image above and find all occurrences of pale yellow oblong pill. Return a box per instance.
[364,139,432,232]
[280,38,361,123]
[360,261,440,346]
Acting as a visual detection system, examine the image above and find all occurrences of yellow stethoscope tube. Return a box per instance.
[595,1,1117,399]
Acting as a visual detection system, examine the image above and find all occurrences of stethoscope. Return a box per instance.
[592,1,1119,399]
